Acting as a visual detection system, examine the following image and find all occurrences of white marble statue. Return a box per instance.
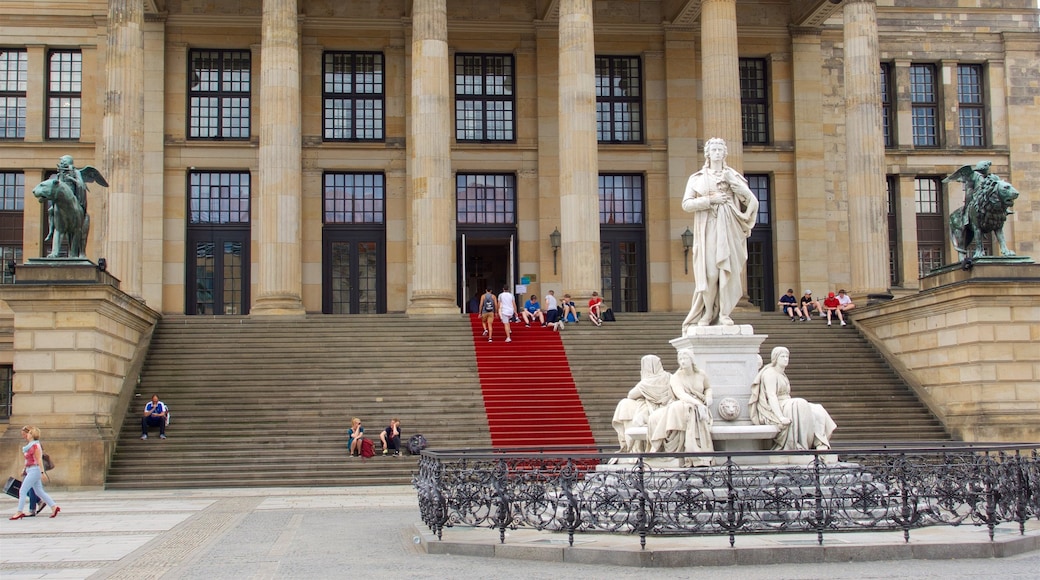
[748,346,837,451]
[680,138,759,332]
[647,348,715,466]
[611,354,674,453]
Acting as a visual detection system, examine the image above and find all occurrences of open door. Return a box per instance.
[457,232,513,312]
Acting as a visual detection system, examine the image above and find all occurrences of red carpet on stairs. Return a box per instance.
[469,314,596,448]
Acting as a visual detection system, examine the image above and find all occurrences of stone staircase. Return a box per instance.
[106,311,949,489]
[564,312,950,447]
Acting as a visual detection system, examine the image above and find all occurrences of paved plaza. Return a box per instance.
[2,485,1039,579]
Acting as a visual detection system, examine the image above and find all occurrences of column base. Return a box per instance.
[251,295,306,316]
[407,293,459,315]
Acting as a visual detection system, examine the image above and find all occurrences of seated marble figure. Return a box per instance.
[748,346,836,451]
[647,348,714,466]
[611,354,674,454]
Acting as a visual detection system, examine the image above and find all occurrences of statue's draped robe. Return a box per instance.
[612,356,674,453]
[749,365,836,451]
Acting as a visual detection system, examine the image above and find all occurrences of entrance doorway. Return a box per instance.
[186,229,250,315]
[458,232,513,313]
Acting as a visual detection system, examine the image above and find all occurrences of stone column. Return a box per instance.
[100,0,144,299]
[558,0,600,301]
[843,0,891,301]
[407,0,456,314]
[790,28,828,288]
[253,0,305,315]
[700,0,743,171]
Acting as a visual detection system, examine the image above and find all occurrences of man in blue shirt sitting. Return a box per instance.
[141,394,169,440]
[521,294,547,327]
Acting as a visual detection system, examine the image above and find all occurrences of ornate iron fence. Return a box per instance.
[413,443,1040,548]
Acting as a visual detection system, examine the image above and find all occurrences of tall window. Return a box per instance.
[910,64,938,147]
[0,49,27,139]
[455,54,514,142]
[739,58,769,145]
[0,172,24,284]
[915,177,944,277]
[47,50,82,139]
[598,174,643,225]
[886,176,899,286]
[596,56,642,143]
[957,64,985,148]
[880,62,894,148]
[188,50,251,140]
[456,174,515,224]
[323,173,385,224]
[745,174,772,309]
[323,52,384,141]
[189,172,250,224]
[0,365,12,419]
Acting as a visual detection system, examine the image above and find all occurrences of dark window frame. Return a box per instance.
[739,58,770,145]
[188,170,251,225]
[914,176,945,278]
[0,365,12,419]
[47,49,82,140]
[454,53,515,143]
[0,49,28,139]
[957,63,986,148]
[595,55,643,144]
[187,49,252,140]
[322,172,386,225]
[322,51,385,142]
[910,63,939,147]
[598,173,644,225]
[456,173,516,225]
[880,62,894,148]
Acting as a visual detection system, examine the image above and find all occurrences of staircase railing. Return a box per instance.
[414,443,1040,548]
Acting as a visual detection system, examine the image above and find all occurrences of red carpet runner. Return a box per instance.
[469,314,596,447]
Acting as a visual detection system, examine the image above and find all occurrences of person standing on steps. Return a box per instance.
[9,426,60,520]
[479,287,498,342]
[497,285,517,343]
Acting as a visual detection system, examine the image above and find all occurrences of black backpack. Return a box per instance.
[602,308,616,322]
[408,433,428,455]
[481,293,495,313]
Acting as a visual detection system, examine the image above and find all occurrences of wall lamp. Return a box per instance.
[549,227,561,275]
[97,257,107,272]
[681,227,693,274]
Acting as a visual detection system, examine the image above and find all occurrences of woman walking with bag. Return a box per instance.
[9,425,60,520]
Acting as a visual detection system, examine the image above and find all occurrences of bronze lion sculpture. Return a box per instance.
[946,167,1019,260]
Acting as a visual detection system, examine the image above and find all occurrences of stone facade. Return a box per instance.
[0,1,1038,453]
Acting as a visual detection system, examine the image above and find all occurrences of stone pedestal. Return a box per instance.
[669,325,769,452]
[0,262,160,488]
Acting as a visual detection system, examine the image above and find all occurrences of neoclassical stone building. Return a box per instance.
[1,0,1038,483]
[1,0,1036,318]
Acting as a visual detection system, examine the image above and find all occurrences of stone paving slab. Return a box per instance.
[3,485,1040,579]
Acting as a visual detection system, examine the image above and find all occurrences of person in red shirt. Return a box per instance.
[588,292,604,327]
[822,292,846,327]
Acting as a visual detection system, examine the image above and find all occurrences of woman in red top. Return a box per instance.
[822,292,846,327]
[10,425,59,520]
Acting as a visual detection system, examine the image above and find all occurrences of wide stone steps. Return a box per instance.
[561,312,950,448]
[106,311,949,490]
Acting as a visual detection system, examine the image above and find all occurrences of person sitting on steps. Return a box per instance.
[521,294,546,327]
[140,394,168,440]
[588,291,604,326]
[380,418,402,456]
[560,293,579,324]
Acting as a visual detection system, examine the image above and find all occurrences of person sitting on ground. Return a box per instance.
[543,290,559,324]
[588,292,604,326]
[521,294,546,327]
[778,288,803,321]
[837,289,855,313]
[822,292,846,326]
[560,293,579,324]
[479,287,498,342]
[140,394,168,440]
[799,289,822,320]
[380,418,402,456]
[347,417,365,458]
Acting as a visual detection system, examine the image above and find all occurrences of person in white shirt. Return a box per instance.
[544,290,559,324]
[837,289,855,313]
[497,286,516,343]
